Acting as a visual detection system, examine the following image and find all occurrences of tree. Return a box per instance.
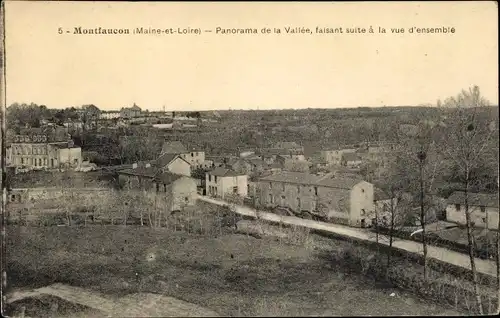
[438,85,497,315]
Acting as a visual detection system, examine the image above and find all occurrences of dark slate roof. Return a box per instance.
[447,191,499,208]
[154,171,183,184]
[118,167,184,185]
[161,141,188,154]
[208,167,246,177]
[154,153,180,168]
[259,171,363,190]
[118,167,159,178]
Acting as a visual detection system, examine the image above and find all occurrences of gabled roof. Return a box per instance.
[161,141,188,154]
[118,167,159,178]
[259,171,363,190]
[208,167,246,177]
[447,191,499,208]
[117,167,184,186]
[154,153,190,168]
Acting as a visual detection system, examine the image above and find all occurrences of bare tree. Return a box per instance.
[439,85,498,315]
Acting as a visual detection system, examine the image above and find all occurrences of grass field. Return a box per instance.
[5,222,464,317]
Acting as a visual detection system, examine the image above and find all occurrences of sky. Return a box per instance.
[4,1,499,111]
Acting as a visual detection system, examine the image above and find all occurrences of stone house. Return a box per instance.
[117,167,197,211]
[6,127,82,170]
[257,171,375,227]
[446,191,499,230]
[341,152,363,168]
[160,141,205,169]
[153,153,191,177]
[120,103,142,119]
[205,167,248,199]
[320,147,357,166]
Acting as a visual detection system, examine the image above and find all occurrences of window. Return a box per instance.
[281,195,285,199]
[269,194,273,203]
[361,189,365,193]
[455,204,461,211]
[361,209,366,216]
[482,217,486,224]
[297,197,301,209]
[191,152,194,157]
[214,176,218,183]
[314,187,318,196]
[480,206,486,213]
[269,182,272,189]
[282,183,285,191]
[156,183,160,192]
[185,197,189,202]
[233,186,238,193]
[208,175,211,182]
[297,185,300,193]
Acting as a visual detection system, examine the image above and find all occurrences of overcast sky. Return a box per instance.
[4,1,498,111]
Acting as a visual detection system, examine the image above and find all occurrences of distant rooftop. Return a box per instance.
[259,171,363,189]
[207,167,246,177]
[447,191,499,208]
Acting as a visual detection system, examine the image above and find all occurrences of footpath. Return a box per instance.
[198,195,497,278]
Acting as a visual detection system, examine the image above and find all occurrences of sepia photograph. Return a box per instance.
[0,1,499,316]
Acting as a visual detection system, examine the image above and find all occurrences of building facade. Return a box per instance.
[205,167,248,199]
[160,141,205,169]
[6,128,82,170]
[321,148,357,166]
[446,191,499,230]
[257,171,374,227]
[117,168,197,211]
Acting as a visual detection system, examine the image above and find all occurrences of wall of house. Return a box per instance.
[321,149,356,165]
[171,177,197,211]
[349,181,375,227]
[58,147,82,166]
[205,173,219,197]
[446,204,499,229]
[258,181,318,213]
[180,151,205,169]
[166,157,191,176]
[236,175,248,197]
[486,208,499,230]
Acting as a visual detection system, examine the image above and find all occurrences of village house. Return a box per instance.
[120,103,142,119]
[257,148,306,163]
[446,191,499,230]
[320,147,357,166]
[6,127,82,171]
[341,152,363,168]
[373,188,399,226]
[205,167,248,199]
[160,141,205,169]
[257,171,375,227]
[117,167,197,212]
[100,110,122,120]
